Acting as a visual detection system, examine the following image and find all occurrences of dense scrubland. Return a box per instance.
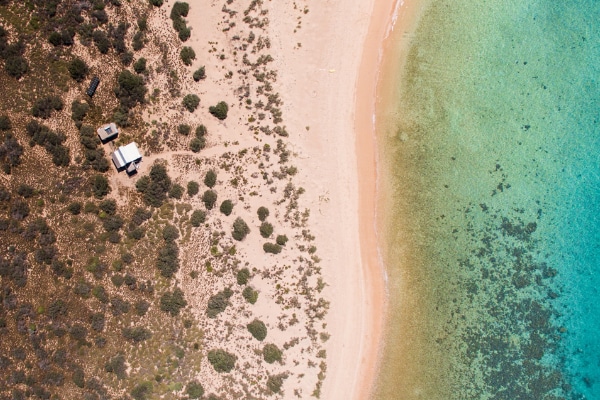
[0,0,328,399]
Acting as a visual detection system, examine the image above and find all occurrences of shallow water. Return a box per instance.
[376,0,599,398]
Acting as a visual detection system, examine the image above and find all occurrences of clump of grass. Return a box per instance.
[242,286,258,304]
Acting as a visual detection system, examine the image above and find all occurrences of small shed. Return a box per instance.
[111,142,142,174]
[86,76,100,97]
[97,123,118,142]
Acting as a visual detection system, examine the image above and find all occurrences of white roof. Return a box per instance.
[119,142,142,164]
[112,142,142,168]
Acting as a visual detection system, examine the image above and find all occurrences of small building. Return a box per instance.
[86,76,100,97]
[111,142,142,174]
[97,123,118,143]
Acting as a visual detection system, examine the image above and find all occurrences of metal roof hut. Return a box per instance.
[97,123,118,143]
[111,142,142,174]
[86,76,100,97]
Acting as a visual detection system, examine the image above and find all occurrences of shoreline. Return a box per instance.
[354,0,427,398]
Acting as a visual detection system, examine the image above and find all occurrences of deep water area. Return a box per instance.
[377,0,599,398]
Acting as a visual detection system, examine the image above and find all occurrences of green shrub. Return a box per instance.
[149,0,163,5]
[219,200,233,216]
[32,95,64,119]
[202,190,217,210]
[190,210,206,227]
[267,374,285,394]
[257,206,269,221]
[160,288,187,316]
[236,268,250,285]
[0,115,11,131]
[105,353,127,379]
[186,380,204,399]
[204,169,217,188]
[207,349,236,373]
[242,286,258,304]
[67,202,82,215]
[71,100,89,126]
[131,382,152,400]
[92,30,110,53]
[99,199,117,215]
[232,217,250,241]
[135,300,150,316]
[193,66,206,81]
[91,174,110,198]
[123,327,152,342]
[182,94,200,112]
[137,163,172,207]
[206,287,232,318]
[180,46,196,65]
[156,241,179,277]
[5,56,28,79]
[68,58,88,82]
[276,234,288,246]
[177,124,191,135]
[72,368,85,388]
[263,344,283,364]
[169,183,184,199]
[263,242,282,254]
[187,181,199,196]
[162,224,179,242]
[196,124,207,137]
[209,101,228,120]
[189,137,205,152]
[259,222,273,238]
[16,184,34,198]
[247,319,267,341]
[115,70,147,110]
[133,57,147,73]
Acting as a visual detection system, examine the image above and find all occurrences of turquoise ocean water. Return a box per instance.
[377,0,599,398]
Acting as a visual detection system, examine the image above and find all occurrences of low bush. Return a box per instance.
[196,125,207,137]
[263,344,283,364]
[267,374,286,394]
[133,57,146,73]
[91,174,110,198]
[232,217,250,241]
[247,319,267,341]
[5,56,28,79]
[162,224,179,241]
[206,287,232,318]
[186,380,204,399]
[180,46,196,65]
[187,181,199,196]
[257,206,269,221]
[193,66,206,81]
[104,353,127,379]
[259,222,273,238]
[169,183,184,199]
[123,327,151,342]
[68,58,88,82]
[207,349,236,373]
[160,288,187,316]
[263,242,282,254]
[190,210,206,227]
[135,300,150,316]
[242,286,258,304]
[204,169,217,188]
[219,200,233,216]
[202,190,217,210]
[209,101,228,120]
[67,202,82,215]
[131,382,152,400]
[276,234,288,246]
[149,0,163,6]
[236,268,250,285]
[182,94,199,112]
[156,241,179,277]
[32,95,63,119]
[189,137,205,152]
[178,124,191,135]
[99,199,117,215]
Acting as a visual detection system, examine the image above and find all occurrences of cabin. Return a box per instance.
[97,123,118,143]
[111,142,142,174]
[86,76,100,97]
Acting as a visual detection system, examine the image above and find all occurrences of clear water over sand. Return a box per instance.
[377,0,599,398]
